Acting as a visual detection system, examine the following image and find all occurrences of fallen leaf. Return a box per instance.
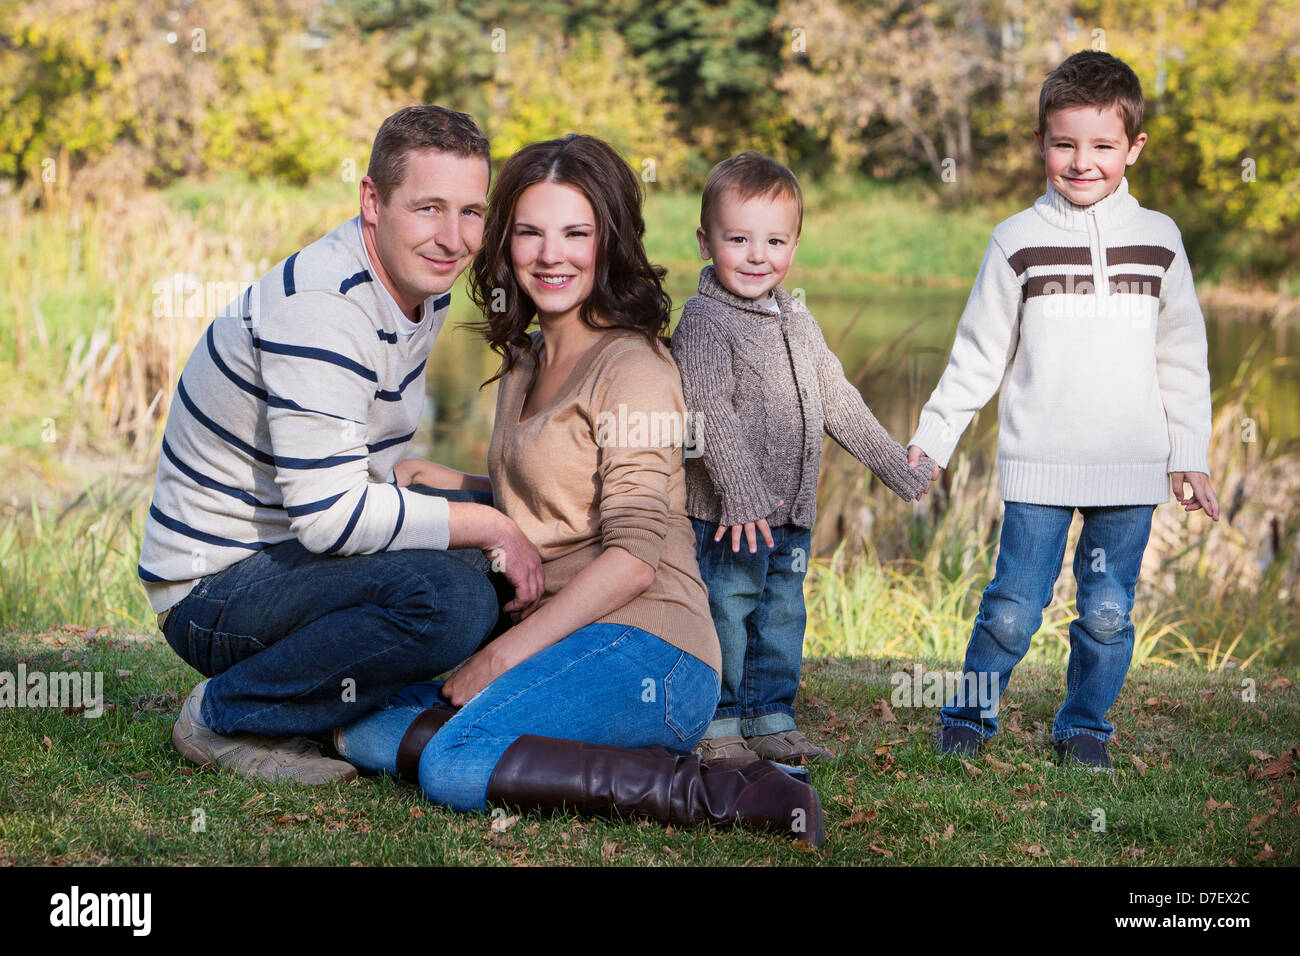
[867,843,893,857]
[1250,750,1272,762]
[409,806,424,819]
[490,814,518,833]
[1130,755,1148,777]
[130,771,152,781]
[835,811,878,828]
[941,824,955,840]
[1256,844,1276,860]
[983,755,1015,773]
[601,841,619,861]
[871,699,897,724]
[1019,843,1048,858]
[1246,814,1270,832]
[1270,677,1292,690]
[805,694,829,708]
[41,736,52,750]
[960,759,983,778]
[1203,797,1234,815]
[116,669,133,678]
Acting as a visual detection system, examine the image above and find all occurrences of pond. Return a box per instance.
[416,279,1300,483]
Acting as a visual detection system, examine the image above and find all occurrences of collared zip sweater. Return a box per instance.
[138,216,454,613]
[908,178,1212,506]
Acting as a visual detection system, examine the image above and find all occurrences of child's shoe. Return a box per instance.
[936,724,983,757]
[746,729,834,766]
[694,733,763,770]
[1054,734,1113,771]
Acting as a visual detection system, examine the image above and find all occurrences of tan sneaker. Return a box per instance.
[746,729,834,766]
[693,733,763,770]
[173,680,357,786]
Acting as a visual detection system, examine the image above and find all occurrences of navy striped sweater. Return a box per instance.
[138,216,454,613]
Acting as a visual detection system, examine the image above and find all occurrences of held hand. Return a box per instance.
[487,516,546,613]
[714,501,784,553]
[1171,472,1220,521]
[441,643,512,707]
[393,458,427,488]
[907,444,941,497]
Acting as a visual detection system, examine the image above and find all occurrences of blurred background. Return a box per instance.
[2,0,1297,668]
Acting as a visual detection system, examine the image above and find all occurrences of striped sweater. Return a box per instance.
[138,216,455,613]
[908,178,1212,506]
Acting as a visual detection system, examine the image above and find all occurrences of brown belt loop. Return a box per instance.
[395,706,458,783]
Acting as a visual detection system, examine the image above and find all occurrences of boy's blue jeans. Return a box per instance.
[159,486,503,738]
[940,500,1156,742]
[691,517,811,739]
[336,623,721,812]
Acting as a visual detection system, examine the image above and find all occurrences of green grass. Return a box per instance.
[1,629,1294,866]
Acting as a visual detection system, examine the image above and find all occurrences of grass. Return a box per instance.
[1,627,1294,866]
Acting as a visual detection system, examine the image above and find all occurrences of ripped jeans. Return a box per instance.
[940,501,1156,742]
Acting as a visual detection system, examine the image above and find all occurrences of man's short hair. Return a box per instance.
[366,105,490,203]
[1038,51,1145,144]
[700,151,804,237]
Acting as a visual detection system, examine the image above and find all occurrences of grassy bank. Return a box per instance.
[1,627,1294,866]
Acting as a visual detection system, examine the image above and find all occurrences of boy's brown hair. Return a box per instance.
[700,151,804,237]
[1038,51,1145,144]
[366,105,491,203]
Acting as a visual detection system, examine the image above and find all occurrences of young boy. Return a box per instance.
[908,51,1220,769]
[671,152,935,769]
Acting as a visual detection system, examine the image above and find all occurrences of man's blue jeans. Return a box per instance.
[159,486,502,738]
[940,500,1156,742]
[336,623,721,812]
[691,518,811,738]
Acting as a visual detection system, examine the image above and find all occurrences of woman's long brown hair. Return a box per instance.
[466,134,672,386]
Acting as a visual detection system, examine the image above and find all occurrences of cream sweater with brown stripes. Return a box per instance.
[909,178,1212,506]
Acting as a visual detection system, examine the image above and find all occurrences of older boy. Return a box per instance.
[908,52,1219,768]
[139,106,542,784]
[672,152,934,769]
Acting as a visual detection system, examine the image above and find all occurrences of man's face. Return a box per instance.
[360,149,490,316]
[1035,104,1146,207]
[697,188,800,301]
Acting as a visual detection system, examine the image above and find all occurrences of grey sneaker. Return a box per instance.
[173,680,357,786]
[694,733,764,770]
[746,729,834,766]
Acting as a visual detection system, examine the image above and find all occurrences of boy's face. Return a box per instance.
[1034,104,1147,207]
[697,188,800,300]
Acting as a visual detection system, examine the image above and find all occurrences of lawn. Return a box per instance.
[2,626,1294,867]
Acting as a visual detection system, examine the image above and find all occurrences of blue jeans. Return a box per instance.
[940,500,1156,742]
[159,487,503,737]
[691,518,811,738]
[336,623,721,812]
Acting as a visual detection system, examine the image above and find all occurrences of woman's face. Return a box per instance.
[509,181,598,323]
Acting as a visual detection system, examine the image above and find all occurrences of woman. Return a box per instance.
[335,134,824,844]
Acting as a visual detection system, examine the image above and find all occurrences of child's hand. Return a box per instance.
[907,445,942,495]
[393,458,432,488]
[715,500,785,553]
[1170,472,1220,521]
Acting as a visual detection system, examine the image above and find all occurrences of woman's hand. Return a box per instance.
[442,641,514,707]
[1171,471,1220,521]
[907,445,942,496]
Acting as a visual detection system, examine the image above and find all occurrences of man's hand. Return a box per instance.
[714,500,784,553]
[1171,472,1220,521]
[907,444,942,495]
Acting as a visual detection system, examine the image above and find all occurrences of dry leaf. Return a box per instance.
[1246,814,1270,832]
[1130,755,1148,777]
[983,755,1015,773]
[601,841,619,861]
[941,824,955,840]
[805,694,829,708]
[41,736,52,750]
[960,759,983,778]
[490,813,518,833]
[1019,843,1048,858]
[835,811,878,828]
[871,699,897,724]
[1256,844,1276,860]
[867,843,893,857]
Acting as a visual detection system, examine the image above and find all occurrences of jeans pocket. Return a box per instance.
[185,621,266,677]
[663,651,721,743]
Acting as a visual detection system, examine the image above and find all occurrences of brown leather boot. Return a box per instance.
[485,734,826,846]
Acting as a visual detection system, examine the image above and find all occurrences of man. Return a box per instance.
[138,106,541,785]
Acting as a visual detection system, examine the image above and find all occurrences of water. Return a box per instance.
[418,282,1299,474]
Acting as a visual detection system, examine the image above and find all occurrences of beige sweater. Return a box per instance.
[487,329,721,675]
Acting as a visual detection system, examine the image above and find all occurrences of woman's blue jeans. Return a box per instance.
[159,486,503,737]
[691,518,811,738]
[336,623,721,812]
[940,500,1156,742]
